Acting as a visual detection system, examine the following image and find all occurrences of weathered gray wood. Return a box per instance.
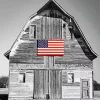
[9,70,34,98]
[10,16,92,64]
[49,70,61,99]
[43,17,45,39]
[34,70,49,99]
[41,17,43,39]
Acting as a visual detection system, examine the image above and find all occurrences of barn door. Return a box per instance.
[81,79,90,98]
[49,70,62,99]
[48,57,62,99]
[33,57,62,99]
[34,70,48,99]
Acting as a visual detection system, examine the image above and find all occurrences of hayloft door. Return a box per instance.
[81,79,90,98]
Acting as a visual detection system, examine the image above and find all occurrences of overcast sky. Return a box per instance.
[0,0,100,83]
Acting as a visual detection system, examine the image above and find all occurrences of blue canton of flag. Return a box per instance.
[37,40,48,48]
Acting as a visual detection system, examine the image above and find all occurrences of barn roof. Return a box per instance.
[4,0,97,60]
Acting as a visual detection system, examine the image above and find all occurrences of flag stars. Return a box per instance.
[37,40,48,48]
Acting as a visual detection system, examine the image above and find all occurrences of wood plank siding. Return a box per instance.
[10,16,92,64]
[9,68,93,99]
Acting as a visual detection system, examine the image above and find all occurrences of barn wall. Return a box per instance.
[9,63,93,70]
[8,10,94,100]
[9,63,93,99]
[9,69,34,98]
[62,70,93,98]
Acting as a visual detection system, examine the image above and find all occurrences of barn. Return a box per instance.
[4,0,97,100]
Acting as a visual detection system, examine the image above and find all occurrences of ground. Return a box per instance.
[0,88,99,100]
[94,91,100,100]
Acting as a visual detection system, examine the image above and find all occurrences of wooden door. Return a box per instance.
[33,70,62,99]
[47,57,62,99]
[49,70,62,99]
[34,56,62,99]
[34,70,48,99]
[81,79,90,98]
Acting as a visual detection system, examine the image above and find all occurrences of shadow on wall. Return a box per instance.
[0,94,8,100]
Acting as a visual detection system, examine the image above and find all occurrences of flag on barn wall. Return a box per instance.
[37,40,64,56]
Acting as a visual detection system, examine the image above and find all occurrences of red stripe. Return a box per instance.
[48,46,64,48]
[38,54,64,56]
[38,52,64,53]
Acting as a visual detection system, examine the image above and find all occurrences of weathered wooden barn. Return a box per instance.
[4,0,97,100]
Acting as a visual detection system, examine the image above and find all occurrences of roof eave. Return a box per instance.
[4,50,10,60]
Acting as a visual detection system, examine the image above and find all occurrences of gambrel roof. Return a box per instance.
[4,0,97,61]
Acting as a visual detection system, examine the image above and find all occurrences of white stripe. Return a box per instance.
[38,48,64,49]
[48,41,64,43]
[38,53,64,54]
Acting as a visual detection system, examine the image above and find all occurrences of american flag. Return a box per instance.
[37,40,64,56]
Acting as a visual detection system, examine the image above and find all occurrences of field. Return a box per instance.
[94,91,100,100]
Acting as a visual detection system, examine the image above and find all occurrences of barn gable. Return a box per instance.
[4,0,97,62]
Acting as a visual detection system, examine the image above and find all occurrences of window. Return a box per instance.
[19,73,25,83]
[62,23,72,39]
[63,23,66,28]
[62,23,66,39]
[67,73,74,83]
[62,71,74,85]
[29,25,36,39]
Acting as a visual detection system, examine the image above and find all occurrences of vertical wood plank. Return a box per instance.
[43,17,45,39]
[53,18,56,39]
[39,70,43,98]
[51,18,54,39]
[47,17,49,39]
[37,20,40,39]
[60,19,62,39]
[56,70,59,98]
[41,17,43,39]
[60,70,62,98]
[48,17,50,39]
[44,70,47,98]
[56,18,59,39]
[49,17,52,39]
[45,17,47,39]
[33,70,34,98]
[39,19,41,39]
[34,70,37,98]
[50,70,53,98]
[57,19,60,39]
